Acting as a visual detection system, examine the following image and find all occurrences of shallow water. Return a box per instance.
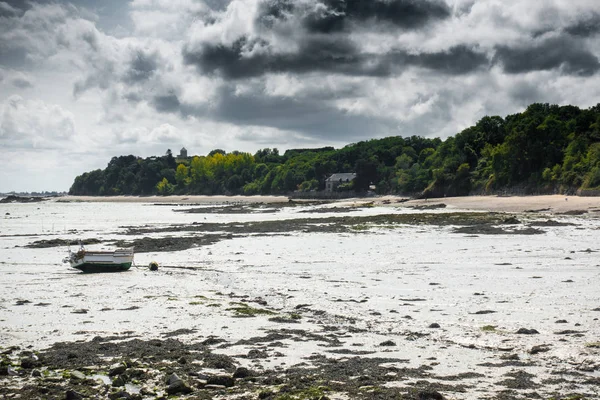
[1,199,600,398]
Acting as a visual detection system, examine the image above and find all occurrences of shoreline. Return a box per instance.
[53,194,600,213]
[2,195,600,399]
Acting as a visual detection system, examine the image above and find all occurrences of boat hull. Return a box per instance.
[73,262,133,273]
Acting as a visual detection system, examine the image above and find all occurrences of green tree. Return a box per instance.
[175,164,190,187]
[156,178,174,195]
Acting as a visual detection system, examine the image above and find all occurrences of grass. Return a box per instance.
[226,302,276,317]
[481,325,497,332]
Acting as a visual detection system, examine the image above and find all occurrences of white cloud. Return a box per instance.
[114,123,180,144]
[0,95,76,149]
[149,123,180,142]
[130,0,209,38]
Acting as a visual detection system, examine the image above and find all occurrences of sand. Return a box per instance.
[58,194,600,213]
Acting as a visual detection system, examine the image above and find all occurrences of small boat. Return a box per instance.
[64,244,134,273]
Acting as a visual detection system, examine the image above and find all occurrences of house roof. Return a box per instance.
[326,173,356,182]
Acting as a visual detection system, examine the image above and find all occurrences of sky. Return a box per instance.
[1,0,599,192]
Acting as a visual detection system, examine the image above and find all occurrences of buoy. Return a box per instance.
[149,261,159,271]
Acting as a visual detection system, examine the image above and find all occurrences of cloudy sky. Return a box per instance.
[1,0,599,192]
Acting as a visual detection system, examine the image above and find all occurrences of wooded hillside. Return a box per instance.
[69,103,600,197]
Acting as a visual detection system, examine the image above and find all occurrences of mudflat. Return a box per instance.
[1,197,599,399]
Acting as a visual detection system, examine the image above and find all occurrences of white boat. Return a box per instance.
[64,244,134,273]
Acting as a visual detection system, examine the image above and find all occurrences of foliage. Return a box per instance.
[69,103,600,198]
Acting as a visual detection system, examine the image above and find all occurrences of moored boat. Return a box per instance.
[64,245,134,273]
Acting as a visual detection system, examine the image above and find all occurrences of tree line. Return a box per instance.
[69,103,600,197]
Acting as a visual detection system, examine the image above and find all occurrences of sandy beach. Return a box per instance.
[58,193,600,214]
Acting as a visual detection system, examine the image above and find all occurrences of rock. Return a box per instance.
[516,328,539,335]
[166,379,193,395]
[555,330,584,335]
[473,310,496,315]
[31,369,42,377]
[429,323,441,329]
[207,374,235,387]
[379,340,396,347]
[555,319,568,323]
[108,391,132,399]
[65,390,84,400]
[178,356,187,364]
[418,391,445,400]
[502,216,520,224]
[167,373,182,385]
[70,370,87,381]
[201,336,226,346]
[109,363,127,376]
[529,345,551,354]
[112,376,126,387]
[233,367,252,379]
[20,357,40,369]
[258,390,275,399]
[247,349,268,359]
[253,297,268,306]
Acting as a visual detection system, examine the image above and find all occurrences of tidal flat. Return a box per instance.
[1,197,600,399]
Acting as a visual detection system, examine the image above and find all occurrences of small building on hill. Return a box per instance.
[325,173,356,192]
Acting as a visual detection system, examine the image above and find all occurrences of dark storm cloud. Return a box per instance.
[564,13,600,37]
[183,36,381,78]
[403,45,489,75]
[123,50,159,84]
[494,37,600,76]
[258,0,451,33]
[0,1,27,15]
[0,2,19,17]
[211,86,396,140]
[507,81,546,108]
[152,93,181,113]
[183,37,488,79]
